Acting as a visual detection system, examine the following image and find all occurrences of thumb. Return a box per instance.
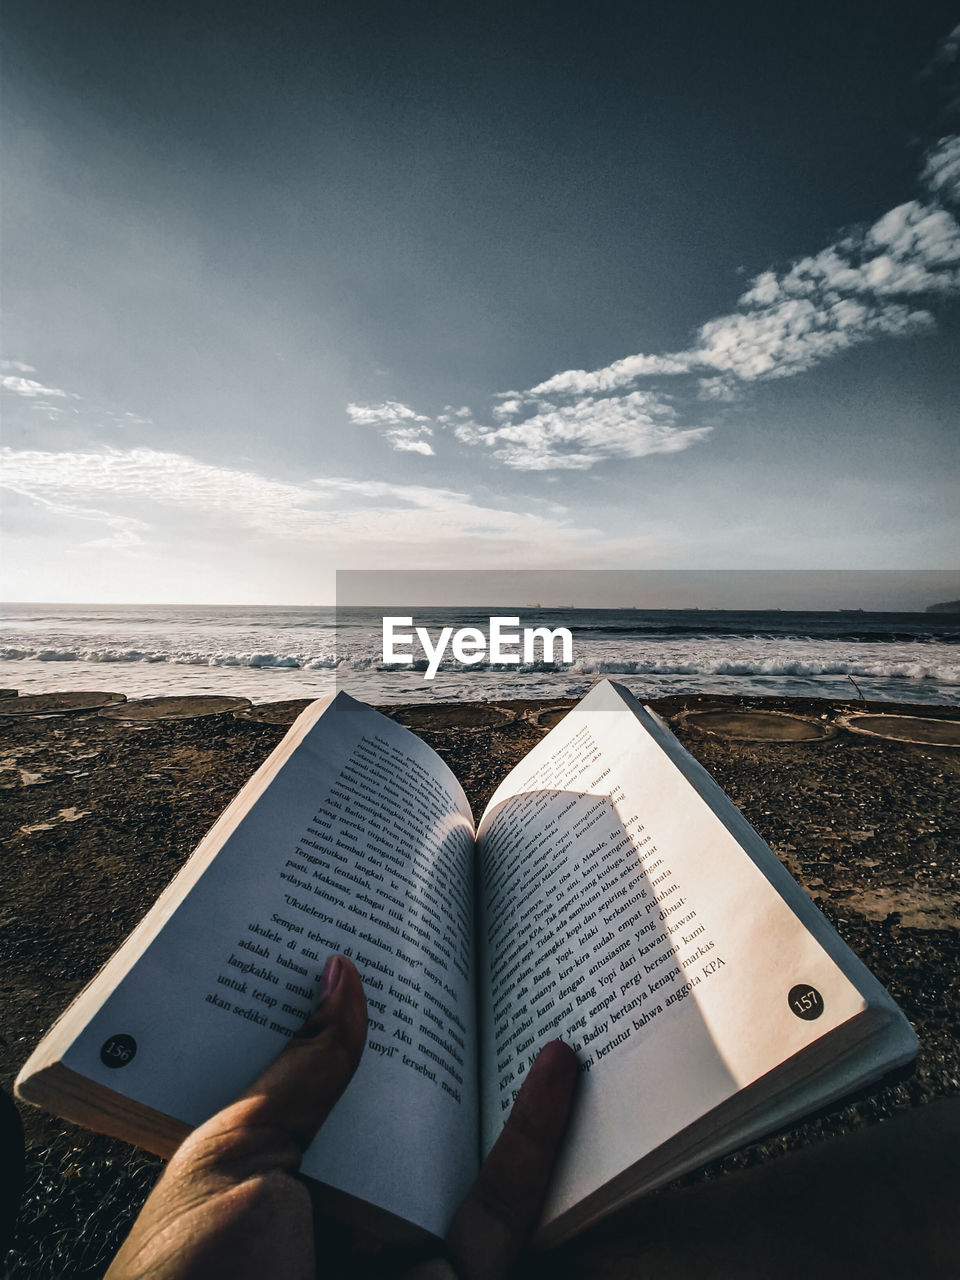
[235,954,368,1150]
[105,958,367,1276]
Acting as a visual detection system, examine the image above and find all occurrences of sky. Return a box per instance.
[2,1,959,606]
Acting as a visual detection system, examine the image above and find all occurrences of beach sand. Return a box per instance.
[1,692,958,1276]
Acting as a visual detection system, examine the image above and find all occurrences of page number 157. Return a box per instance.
[788,985,824,1021]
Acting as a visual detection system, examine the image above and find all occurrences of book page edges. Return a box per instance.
[15,1059,191,1157]
[16,1063,434,1247]
[536,1000,916,1248]
[15,695,336,1100]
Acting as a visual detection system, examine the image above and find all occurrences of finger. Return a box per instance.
[447,1039,579,1280]
[235,954,368,1150]
[104,960,365,1277]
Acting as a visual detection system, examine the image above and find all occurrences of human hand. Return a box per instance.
[106,956,578,1280]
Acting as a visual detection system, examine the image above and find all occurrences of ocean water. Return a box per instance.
[0,603,958,707]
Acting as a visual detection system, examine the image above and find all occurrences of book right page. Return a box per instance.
[476,679,870,1225]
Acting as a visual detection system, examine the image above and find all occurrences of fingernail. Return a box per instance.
[317,955,343,1003]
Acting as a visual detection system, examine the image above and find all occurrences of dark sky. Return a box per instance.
[2,1,958,602]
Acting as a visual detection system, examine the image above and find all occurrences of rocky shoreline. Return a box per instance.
[1,691,958,1277]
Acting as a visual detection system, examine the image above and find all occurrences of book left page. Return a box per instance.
[31,693,479,1239]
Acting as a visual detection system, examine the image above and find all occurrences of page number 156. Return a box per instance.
[100,1034,138,1067]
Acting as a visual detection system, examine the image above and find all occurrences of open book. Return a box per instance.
[16,680,916,1246]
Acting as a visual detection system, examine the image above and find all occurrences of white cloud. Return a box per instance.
[1,374,69,399]
[343,136,960,476]
[0,475,150,553]
[932,23,960,67]
[868,199,960,264]
[345,400,429,426]
[112,410,153,428]
[692,294,933,382]
[377,427,435,455]
[1,446,662,570]
[1,447,442,537]
[435,404,476,426]
[492,398,523,419]
[684,192,959,382]
[452,391,709,470]
[697,376,738,402]
[515,136,960,402]
[391,436,435,455]
[0,360,37,374]
[530,352,691,398]
[922,135,960,206]
[346,400,435,455]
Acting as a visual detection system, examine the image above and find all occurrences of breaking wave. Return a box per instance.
[0,645,342,670]
[1,644,957,685]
